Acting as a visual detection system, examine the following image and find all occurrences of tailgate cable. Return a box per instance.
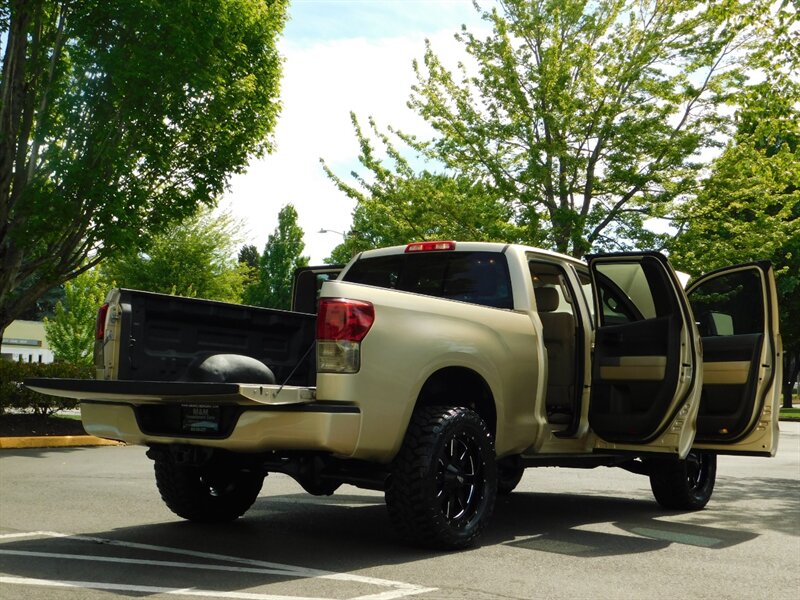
[274,341,316,397]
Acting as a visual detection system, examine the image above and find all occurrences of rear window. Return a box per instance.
[343,251,513,309]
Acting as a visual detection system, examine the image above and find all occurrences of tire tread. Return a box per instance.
[386,405,496,549]
[154,460,263,522]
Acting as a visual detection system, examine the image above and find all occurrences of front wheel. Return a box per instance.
[386,406,497,549]
[154,459,264,522]
[648,451,716,510]
[497,461,524,495]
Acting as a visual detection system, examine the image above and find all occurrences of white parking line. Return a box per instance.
[0,549,323,577]
[0,531,437,600]
[0,576,329,600]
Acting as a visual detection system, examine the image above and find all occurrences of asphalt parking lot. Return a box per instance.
[1,423,798,600]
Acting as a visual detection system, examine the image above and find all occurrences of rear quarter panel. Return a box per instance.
[317,280,546,462]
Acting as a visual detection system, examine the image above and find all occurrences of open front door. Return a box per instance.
[687,262,781,456]
[587,253,701,458]
[292,265,344,314]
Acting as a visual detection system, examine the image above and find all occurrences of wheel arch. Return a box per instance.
[415,366,497,436]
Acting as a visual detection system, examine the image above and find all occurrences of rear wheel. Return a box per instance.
[386,406,497,549]
[648,451,716,510]
[154,459,264,522]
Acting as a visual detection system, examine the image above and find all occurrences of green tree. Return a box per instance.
[668,3,800,407]
[1,0,288,336]
[324,115,524,263]
[102,209,249,303]
[16,284,64,321]
[244,205,309,310]
[238,243,260,287]
[44,267,106,364]
[238,244,260,271]
[670,139,799,408]
[326,0,769,258]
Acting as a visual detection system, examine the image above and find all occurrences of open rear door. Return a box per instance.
[687,262,781,456]
[587,253,701,458]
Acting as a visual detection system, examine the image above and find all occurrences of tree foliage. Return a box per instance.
[0,0,288,335]
[43,267,105,364]
[324,114,524,263]
[15,283,64,321]
[243,204,309,310]
[325,0,769,258]
[0,360,92,415]
[102,209,249,303]
[237,243,260,288]
[238,244,260,271]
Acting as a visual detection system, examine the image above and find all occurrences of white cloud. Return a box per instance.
[222,24,474,263]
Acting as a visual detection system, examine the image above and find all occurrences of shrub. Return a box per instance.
[0,361,94,416]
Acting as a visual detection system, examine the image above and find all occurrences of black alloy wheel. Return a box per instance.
[386,405,497,549]
[649,450,716,510]
[437,431,484,524]
[154,459,264,522]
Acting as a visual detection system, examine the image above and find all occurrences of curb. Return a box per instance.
[0,435,124,449]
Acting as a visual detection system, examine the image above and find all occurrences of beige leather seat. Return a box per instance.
[535,287,576,424]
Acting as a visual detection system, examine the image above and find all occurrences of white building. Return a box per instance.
[1,320,54,363]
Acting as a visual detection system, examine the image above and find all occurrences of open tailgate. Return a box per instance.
[24,378,315,406]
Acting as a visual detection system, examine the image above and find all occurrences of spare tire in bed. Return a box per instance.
[182,354,276,384]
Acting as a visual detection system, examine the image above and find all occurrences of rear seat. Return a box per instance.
[534,287,576,425]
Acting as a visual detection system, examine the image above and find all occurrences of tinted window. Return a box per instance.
[593,257,676,326]
[343,252,513,309]
[689,269,764,336]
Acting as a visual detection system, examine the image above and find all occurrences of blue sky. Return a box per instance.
[222,1,488,262]
[286,0,483,43]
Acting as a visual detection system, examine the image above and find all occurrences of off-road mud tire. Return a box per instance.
[386,406,497,549]
[154,459,264,522]
[648,450,716,510]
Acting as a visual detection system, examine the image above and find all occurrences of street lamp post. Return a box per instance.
[318,228,347,241]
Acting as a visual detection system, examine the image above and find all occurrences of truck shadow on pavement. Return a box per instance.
[6,468,800,598]
[0,477,795,597]
[489,492,759,557]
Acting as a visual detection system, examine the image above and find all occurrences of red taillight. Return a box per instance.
[96,303,109,340]
[316,299,374,342]
[405,241,456,253]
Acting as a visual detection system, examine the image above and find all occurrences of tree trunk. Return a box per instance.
[1,317,12,347]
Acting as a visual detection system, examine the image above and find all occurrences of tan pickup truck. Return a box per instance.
[28,241,782,549]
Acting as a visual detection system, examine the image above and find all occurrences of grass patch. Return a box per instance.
[779,407,800,421]
[54,412,81,421]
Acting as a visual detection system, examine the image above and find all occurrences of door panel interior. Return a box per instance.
[591,315,680,441]
[689,265,772,444]
[696,334,762,440]
[588,253,693,446]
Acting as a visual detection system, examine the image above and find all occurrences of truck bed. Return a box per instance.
[109,289,317,386]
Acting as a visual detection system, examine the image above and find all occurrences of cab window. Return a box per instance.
[689,270,764,337]
[343,251,513,309]
[594,260,675,326]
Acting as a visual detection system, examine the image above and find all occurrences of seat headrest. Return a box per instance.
[534,287,560,312]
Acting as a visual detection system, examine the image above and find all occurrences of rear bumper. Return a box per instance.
[81,401,362,456]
